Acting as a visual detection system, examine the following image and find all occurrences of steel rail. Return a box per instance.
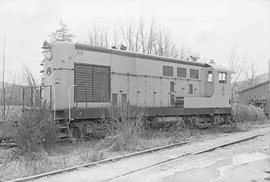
[5,134,263,182]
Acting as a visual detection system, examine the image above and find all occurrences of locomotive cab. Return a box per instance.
[211,64,233,102]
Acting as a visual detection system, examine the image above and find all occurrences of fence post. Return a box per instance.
[22,87,25,112]
[30,87,34,107]
[39,86,42,106]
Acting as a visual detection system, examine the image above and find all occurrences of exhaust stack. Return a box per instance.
[268,59,270,117]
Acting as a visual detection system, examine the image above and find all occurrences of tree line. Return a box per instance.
[50,19,199,61]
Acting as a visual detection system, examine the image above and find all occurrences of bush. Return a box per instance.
[99,104,146,152]
[9,105,57,158]
[0,106,22,139]
[232,104,267,123]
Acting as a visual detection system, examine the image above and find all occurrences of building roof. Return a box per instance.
[237,80,270,94]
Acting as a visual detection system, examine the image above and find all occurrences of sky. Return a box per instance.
[0,0,269,82]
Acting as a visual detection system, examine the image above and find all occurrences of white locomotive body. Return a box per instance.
[41,41,233,137]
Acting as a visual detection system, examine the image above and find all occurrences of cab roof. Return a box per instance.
[208,63,235,73]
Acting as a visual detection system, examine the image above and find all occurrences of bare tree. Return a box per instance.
[23,66,38,86]
[146,20,155,55]
[112,27,122,49]
[84,18,197,60]
[228,46,243,104]
[88,25,109,48]
[4,76,21,121]
[245,63,257,87]
[121,22,136,52]
[50,21,75,42]
[138,17,147,53]
[0,65,40,121]
[179,46,191,60]
[1,38,6,122]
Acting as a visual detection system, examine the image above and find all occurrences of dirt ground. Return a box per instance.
[112,131,270,182]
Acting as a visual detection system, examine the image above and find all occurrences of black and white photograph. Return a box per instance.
[0,0,270,181]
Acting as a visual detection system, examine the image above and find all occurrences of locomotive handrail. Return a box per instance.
[33,88,40,107]
[68,85,77,124]
[22,85,56,123]
[50,85,56,123]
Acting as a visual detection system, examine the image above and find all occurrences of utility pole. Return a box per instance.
[268,59,270,117]
[2,38,6,122]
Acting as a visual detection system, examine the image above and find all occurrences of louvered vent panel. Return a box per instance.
[93,66,110,102]
[74,63,110,102]
[74,63,93,102]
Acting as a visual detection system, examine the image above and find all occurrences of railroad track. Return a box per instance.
[5,132,265,182]
[103,134,262,182]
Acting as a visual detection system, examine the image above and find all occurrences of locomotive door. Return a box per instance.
[170,81,175,106]
[206,70,214,97]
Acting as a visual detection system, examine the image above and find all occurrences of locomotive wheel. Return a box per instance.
[225,115,237,126]
[190,116,199,128]
[213,115,224,126]
[81,125,89,139]
[71,126,81,139]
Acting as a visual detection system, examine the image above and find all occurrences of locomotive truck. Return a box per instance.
[39,41,234,139]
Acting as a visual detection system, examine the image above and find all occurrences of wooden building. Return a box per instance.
[237,80,270,116]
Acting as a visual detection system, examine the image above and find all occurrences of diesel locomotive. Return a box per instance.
[39,41,234,138]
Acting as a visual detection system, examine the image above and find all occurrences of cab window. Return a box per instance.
[207,71,213,82]
[190,69,199,79]
[177,67,187,77]
[218,72,227,83]
[163,66,174,77]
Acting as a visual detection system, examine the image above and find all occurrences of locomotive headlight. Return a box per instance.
[45,50,53,60]
[42,50,53,61]
[42,40,53,61]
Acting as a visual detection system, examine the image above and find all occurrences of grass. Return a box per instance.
[1,119,269,181]
[0,142,105,180]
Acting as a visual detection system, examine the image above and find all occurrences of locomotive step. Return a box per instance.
[55,118,66,121]
[56,124,68,129]
[57,134,69,139]
[55,118,68,125]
